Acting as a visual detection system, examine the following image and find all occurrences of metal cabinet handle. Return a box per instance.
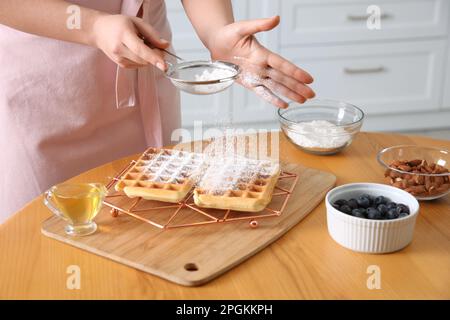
[343,66,385,74]
[347,13,390,21]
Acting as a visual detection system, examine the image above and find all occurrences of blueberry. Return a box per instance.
[377,204,388,215]
[397,204,410,214]
[386,208,399,220]
[387,202,397,209]
[361,194,373,205]
[357,196,371,208]
[347,198,358,210]
[352,208,366,218]
[332,203,340,210]
[374,196,388,206]
[398,212,409,218]
[339,205,352,214]
[334,199,348,207]
[395,205,410,215]
[367,207,382,220]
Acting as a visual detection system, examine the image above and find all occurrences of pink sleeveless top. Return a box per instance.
[0,0,181,223]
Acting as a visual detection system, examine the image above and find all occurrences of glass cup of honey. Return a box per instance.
[44,183,107,236]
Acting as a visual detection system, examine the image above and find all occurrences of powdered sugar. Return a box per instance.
[285,120,352,150]
[194,68,235,82]
[138,148,279,195]
[140,149,205,184]
[184,68,236,94]
[197,157,279,195]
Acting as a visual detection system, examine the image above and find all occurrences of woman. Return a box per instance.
[0,0,315,223]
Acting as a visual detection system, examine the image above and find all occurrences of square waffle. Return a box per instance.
[115,148,205,203]
[193,158,280,212]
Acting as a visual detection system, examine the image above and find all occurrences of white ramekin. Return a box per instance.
[325,183,420,254]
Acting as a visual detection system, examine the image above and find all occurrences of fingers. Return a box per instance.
[118,44,149,66]
[235,16,280,37]
[117,57,145,69]
[263,78,306,104]
[253,85,289,109]
[238,77,288,108]
[266,68,315,99]
[267,51,314,84]
[122,32,167,71]
[132,17,170,49]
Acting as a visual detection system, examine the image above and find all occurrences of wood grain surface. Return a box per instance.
[0,132,449,299]
[41,163,336,286]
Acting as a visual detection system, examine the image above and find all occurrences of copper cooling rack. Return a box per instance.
[103,160,298,229]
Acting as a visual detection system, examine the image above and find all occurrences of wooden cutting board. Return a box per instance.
[41,162,336,286]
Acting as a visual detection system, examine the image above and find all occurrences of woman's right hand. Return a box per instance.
[92,14,169,70]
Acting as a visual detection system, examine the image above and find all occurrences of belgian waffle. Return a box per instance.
[193,158,280,212]
[115,148,205,203]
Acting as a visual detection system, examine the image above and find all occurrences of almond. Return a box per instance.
[408,159,422,167]
[435,176,444,187]
[428,186,439,195]
[406,179,416,187]
[413,175,425,185]
[405,185,426,195]
[435,165,449,174]
[424,176,431,191]
[390,171,401,179]
[398,164,412,172]
[401,179,409,189]
[392,181,404,189]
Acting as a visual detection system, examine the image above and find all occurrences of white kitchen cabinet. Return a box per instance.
[281,40,447,114]
[166,0,450,132]
[280,0,449,46]
[444,35,450,109]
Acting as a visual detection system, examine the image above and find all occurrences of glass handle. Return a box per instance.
[91,183,107,198]
[43,190,64,219]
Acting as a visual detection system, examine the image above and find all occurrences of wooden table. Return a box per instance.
[0,132,449,299]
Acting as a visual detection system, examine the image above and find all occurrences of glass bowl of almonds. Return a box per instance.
[377,145,450,200]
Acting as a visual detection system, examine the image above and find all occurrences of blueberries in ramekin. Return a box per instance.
[333,195,410,220]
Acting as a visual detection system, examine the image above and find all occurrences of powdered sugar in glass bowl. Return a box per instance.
[278,99,364,155]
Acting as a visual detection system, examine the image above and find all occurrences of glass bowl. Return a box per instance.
[278,99,364,155]
[377,145,450,201]
[165,60,240,95]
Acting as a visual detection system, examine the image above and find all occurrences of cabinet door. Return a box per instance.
[280,0,449,45]
[166,0,203,50]
[280,40,446,114]
[166,0,250,51]
[444,41,450,110]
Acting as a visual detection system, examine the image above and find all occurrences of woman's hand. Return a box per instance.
[92,14,169,70]
[208,16,315,108]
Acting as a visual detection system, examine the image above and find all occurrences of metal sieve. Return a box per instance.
[165,60,240,95]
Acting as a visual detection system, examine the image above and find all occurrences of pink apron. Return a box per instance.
[0,0,181,223]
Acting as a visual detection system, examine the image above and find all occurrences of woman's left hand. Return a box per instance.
[208,16,315,108]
